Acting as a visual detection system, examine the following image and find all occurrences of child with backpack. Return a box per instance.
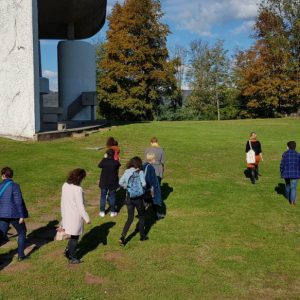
[118,156,147,245]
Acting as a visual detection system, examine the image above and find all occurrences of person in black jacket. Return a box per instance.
[98,149,121,217]
[245,132,263,184]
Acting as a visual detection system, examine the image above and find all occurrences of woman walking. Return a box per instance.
[119,157,147,246]
[245,132,263,184]
[106,137,120,161]
[143,153,163,219]
[98,149,121,217]
[61,168,90,264]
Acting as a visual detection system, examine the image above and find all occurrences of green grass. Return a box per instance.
[0,118,300,299]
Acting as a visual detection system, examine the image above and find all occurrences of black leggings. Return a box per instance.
[121,198,145,238]
[67,235,79,259]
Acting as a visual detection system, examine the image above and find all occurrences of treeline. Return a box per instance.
[96,0,300,121]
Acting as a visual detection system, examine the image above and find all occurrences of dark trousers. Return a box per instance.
[100,188,116,212]
[121,197,145,238]
[0,218,27,258]
[66,235,79,259]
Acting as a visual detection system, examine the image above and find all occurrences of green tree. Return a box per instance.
[235,0,300,117]
[186,40,235,120]
[98,0,178,120]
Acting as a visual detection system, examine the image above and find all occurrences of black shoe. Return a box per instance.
[64,248,70,259]
[68,258,82,264]
[17,256,28,262]
[140,236,149,241]
[119,236,125,246]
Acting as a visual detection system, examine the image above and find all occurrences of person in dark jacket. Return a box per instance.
[245,132,263,184]
[143,153,163,219]
[98,149,121,217]
[280,141,300,205]
[0,167,28,261]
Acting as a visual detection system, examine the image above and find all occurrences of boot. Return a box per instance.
[67,237,78,260]
[254,166,259,180]
[250,168,256,184]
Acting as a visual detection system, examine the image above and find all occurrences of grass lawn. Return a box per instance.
[0,118,300,299]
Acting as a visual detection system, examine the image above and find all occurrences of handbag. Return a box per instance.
[55,227,70,241]
[246,140,256,164]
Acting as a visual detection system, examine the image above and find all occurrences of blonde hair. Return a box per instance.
[146,152,156,163]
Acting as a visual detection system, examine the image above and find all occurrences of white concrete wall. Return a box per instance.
[58,41,96,121]
[0,0,40,139]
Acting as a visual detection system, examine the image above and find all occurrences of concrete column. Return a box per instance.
[58,41,96,121]
[0,0,40,139]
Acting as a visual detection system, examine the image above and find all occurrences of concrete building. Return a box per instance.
[0,0,107,139]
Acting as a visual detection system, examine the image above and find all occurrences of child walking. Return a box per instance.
[119,156,147,245]
[98,149,121,217]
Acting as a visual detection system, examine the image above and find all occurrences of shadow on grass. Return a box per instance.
[123,182,174,244]
[0,220,58,270]
[275,183,289,204]
[77,222,115,259]
[275,183,285,196]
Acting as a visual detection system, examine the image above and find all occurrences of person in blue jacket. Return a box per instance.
[143,153,163,219]
[0,167,28,261]
[280,141,300,206]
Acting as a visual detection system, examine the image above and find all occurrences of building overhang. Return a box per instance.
[38,0,107,39]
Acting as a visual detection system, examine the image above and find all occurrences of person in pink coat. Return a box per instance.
[61,168,90,264]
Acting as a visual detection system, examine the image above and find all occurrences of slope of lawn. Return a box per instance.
[0,118,300,299]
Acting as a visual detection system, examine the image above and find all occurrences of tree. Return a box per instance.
[235,0,300,117]
[186,40,234,120]
[98,0,178,120]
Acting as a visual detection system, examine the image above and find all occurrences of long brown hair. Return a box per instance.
[126,156,143,170]
[67,168,86,186]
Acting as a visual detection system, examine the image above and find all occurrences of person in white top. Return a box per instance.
[61,168,90,264]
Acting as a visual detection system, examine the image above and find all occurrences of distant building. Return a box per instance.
[0,0,107,139]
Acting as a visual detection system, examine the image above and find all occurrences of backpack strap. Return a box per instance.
[0,181,12,198]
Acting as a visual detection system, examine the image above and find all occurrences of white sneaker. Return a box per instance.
[99,212,105,217]
[110,212,117,217]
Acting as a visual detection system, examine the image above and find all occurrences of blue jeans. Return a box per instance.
[0,218,27,258]
[100,188,116,213]
[284,179,298,203]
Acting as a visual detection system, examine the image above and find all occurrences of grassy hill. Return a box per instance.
[0,118,300,299]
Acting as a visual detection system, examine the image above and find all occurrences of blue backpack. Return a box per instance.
[127,171,144,198]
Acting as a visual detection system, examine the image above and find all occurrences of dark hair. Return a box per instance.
[126,156,143,170]
[106,149,115,159]
[67,168,86,186]
[287,141,296,150]
[106,137,116,147]
[151,137,158,143]
[114,140,118,146]
[1,167,13,178]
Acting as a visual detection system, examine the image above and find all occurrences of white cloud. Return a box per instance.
[106,0,261,37]
[42,70,58,79]
[231,20,255,35]
[164,0,261,37]
[42,70,58,91]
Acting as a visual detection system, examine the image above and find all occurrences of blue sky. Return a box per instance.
[41,0,261,91]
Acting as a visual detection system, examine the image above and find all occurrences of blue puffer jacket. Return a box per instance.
[0,179,28,218]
